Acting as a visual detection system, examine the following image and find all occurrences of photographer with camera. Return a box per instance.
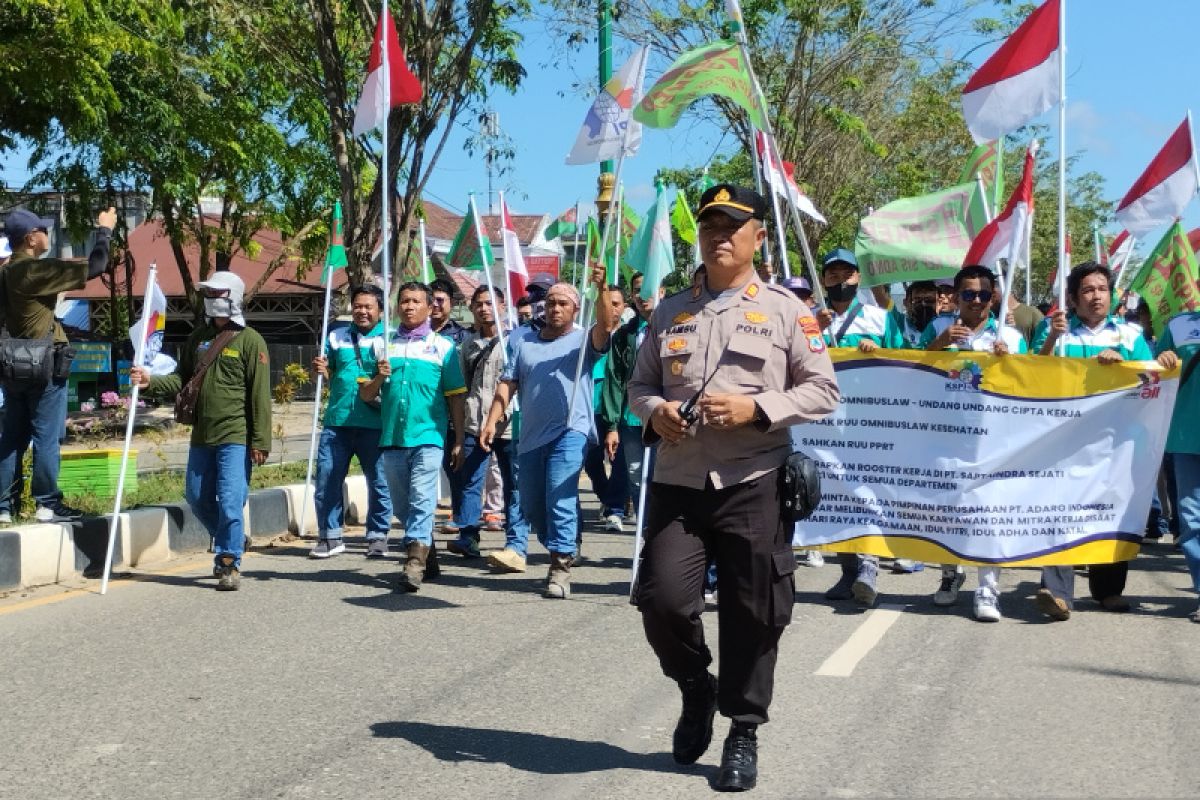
[0,206,117,524]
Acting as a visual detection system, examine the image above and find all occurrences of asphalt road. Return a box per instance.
[3,506,1199,799]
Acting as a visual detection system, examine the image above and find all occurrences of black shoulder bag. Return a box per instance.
[174,328,239,425]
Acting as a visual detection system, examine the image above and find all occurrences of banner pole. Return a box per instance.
[566,141,630,426]
[755,134,792,281]
[296,260,336,543]
[379,0,392,343]
[629,445,651,602]
[976,172,993,223]
[100,263,158,595]
[1056,0,1068,354]
[471,193,508,362]
[418,218,431,283]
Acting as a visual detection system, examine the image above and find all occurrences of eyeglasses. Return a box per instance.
[959,289,993,303]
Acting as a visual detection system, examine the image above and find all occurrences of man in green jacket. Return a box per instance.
[131,271,272,591]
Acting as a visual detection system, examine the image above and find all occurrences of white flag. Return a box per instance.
[565,46,650,165]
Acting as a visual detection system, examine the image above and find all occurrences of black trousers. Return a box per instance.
[637,471,794,725]
[1040,562,1128,608]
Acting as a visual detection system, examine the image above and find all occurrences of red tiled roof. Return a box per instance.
[421,199,545,246]
[66,218,336,300]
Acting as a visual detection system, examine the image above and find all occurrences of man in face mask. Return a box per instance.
[132,270,272,592]
[891,280,939,348]
[814,249,905,606]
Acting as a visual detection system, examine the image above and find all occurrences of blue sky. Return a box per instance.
[420,0,1200,246]
[2,1,1196,246]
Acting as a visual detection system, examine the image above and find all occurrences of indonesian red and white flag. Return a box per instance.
[1107,229,1134,277]
[1114,116,1200,237]
[961,0,1061,144]
[964,141,1039,269]
[351,7,422,136]
[754,131,827,224]
[499,197,528,305]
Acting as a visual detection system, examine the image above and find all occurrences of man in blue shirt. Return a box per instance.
[309,285,392,559]
[481,265,617,599]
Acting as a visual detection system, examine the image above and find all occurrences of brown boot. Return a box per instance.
[544,552,572,599]
[396,542,429,593]
[423,540,441,579]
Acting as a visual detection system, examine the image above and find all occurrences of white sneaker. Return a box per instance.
[934,567,966,606]
[604,513,625,533]
[801,550,825,568]
[973,587,1002,622]
[0,511,11,525]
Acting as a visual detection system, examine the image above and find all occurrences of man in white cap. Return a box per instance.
[131,270,272,591]
[480,265,616,599]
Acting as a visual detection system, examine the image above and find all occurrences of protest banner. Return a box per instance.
[793,350,1177,566]
[853,183,987,287]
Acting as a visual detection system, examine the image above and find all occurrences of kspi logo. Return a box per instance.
[945,361,983,393]
[1132,371,1161,400]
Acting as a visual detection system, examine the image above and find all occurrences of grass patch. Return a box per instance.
[57,459,363,518]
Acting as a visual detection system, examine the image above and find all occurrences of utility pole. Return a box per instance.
[482,110,500,215]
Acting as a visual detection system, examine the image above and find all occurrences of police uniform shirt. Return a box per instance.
[918,313,1028,354]
[628,278,840,491]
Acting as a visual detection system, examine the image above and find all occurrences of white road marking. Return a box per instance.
[814,604,906,677]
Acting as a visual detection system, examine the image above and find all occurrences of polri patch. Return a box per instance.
[672,312,694,325]
[744,311,769,324]
[667,338,688,352]
[799,316,821,337]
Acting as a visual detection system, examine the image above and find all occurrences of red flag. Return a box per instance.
[964,141,1038,269]
[1114,117,1199,236]
[499,197,529,305]
[961,0,1061,143]
[352,9,422,136]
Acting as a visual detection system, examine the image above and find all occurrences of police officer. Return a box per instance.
[628,184,839,790]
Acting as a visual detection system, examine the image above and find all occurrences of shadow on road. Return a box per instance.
[1048,664,1200,687]
[369,720,684,777]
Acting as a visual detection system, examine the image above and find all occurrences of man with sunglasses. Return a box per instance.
[919,264,1026,621]
[132,271,272,591]
[815,248,903,607]
[0,206,117,525]
[307,285,393,560]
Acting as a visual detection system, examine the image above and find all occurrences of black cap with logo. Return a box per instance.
[696,184,768,223]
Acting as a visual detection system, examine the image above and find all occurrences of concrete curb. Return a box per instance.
[0,475,369,592]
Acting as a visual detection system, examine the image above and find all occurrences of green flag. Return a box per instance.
[627,185,675,300]
[543,207,578,241]
[447,201,493,271]
[632,40,766,130]
[323,201,348,280]
[1130,221,1200,337]
[853,183,988,287]
[619,201,641,249]
[959,140,1004,203]
[671,189,698,245]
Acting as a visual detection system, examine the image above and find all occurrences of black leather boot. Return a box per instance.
[715,722,757,792]
[672,672,717,765]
